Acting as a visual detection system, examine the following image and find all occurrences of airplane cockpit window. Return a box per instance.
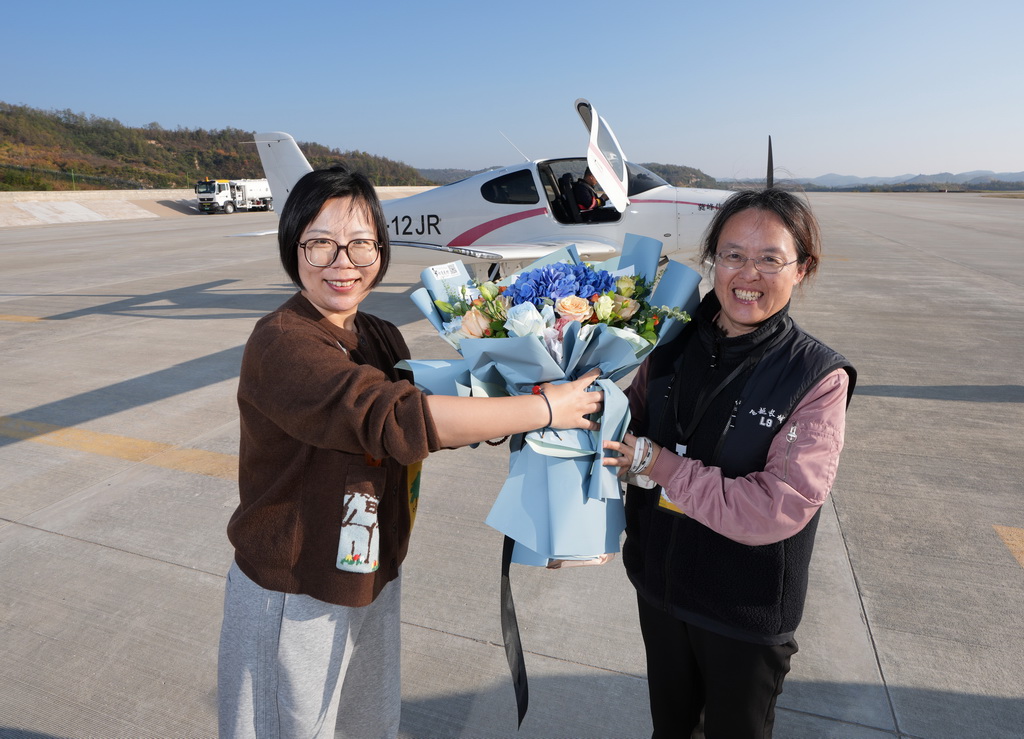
[626,163,670,196]
[480,170,540,205]
[540,158,623,225]
[543,159,668,198]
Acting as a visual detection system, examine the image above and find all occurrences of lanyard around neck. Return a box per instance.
[670,326,787,444]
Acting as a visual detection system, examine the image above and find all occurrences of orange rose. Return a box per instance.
[555,295,594,323]
[461,307,491,338]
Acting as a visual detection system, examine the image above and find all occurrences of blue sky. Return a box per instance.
[5,0,1022,179]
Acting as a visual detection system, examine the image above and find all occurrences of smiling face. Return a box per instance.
[297,196,380,330]
[712,208,806,336]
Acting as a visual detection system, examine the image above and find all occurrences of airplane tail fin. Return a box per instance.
[253,132,313,213]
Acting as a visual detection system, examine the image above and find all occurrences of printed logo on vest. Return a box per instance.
[749,406,786,430]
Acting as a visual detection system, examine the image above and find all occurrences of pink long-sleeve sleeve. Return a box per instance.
[646,369,849,546]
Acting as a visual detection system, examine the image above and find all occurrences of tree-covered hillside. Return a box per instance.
[639,162,720,189]
[0,103,435,191]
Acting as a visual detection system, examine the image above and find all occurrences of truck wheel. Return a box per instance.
[224,202,235,214]
[266,200,274,212]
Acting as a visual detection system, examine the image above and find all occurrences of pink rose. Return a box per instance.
[553,315,577,340]
[614,295,641,320]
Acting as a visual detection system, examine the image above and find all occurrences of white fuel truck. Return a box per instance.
[195,178,273,214]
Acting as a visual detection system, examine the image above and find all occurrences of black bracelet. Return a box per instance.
[532,384,553,430]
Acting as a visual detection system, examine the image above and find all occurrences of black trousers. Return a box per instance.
[637,594,798,739]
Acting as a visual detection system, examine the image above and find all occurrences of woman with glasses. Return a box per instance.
[218,166,601,738]
[603,189,856,738]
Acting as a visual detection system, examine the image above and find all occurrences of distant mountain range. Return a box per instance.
[725,170,1024,188]
[425,167,1024,191]
[422,166,1024,190]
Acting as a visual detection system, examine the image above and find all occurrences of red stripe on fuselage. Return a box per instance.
[448,207,548,246]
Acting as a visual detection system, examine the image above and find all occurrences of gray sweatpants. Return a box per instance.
[217,562,402,738]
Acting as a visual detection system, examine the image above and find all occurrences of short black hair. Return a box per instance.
[699,189,821,282]
[277,166,391,289]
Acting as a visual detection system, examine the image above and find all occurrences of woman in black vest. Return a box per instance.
[604,189,855,738]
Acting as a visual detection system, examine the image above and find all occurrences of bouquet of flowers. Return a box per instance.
[434,260,680,361]
[400,234,702,566]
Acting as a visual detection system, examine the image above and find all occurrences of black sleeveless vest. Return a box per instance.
[624,293,855,644]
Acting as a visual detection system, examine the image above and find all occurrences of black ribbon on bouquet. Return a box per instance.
[500,535,529,727]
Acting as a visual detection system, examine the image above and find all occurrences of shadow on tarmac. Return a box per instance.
[0,276,429,452]
[0,679,1020,738]
[154,198,203,216]
[396,676,1024,738]
[33,277,424,326]
[0,346,245,448]
[41,280,293,321]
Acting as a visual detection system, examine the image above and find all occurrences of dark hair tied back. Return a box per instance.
[698,189,820,282]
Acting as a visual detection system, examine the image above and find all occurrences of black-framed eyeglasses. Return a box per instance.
[714,251,798,274]
[298,238,380,267]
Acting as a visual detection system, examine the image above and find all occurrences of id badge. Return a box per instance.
[657,443,688,518]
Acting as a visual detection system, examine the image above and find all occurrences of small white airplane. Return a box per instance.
[254,99,736,279]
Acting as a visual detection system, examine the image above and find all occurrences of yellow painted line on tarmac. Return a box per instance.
[994,525,1024,568]
[146,447,238,479]
[0,314,45,322]
[0,416,237,481]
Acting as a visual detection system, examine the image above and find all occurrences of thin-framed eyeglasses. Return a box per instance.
[299,238,380,268]
[714,251,799,274]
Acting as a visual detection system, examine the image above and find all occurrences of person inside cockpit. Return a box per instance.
[572,168,618,222]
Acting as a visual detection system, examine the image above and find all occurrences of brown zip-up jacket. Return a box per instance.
[228,293,440,607]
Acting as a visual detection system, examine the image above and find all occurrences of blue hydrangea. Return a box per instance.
[503,263,616,308]
[571,263,615,297]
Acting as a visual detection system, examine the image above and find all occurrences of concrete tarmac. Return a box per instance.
[0,192,1021,738]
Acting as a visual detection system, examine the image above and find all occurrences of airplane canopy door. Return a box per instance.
[575,99,630,213]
